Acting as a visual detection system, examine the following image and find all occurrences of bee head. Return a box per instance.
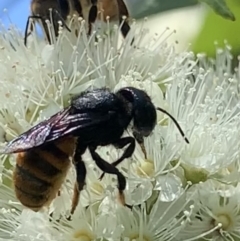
[117,87,157,139]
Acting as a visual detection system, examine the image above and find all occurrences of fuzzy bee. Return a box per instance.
[24,0,131,45]
[1,87,189,215]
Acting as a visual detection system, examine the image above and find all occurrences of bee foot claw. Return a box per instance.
[125,203,133,210]
[99,173,105,180]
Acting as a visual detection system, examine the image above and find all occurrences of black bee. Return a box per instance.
[24,0,131,46]
[1,87,189,215]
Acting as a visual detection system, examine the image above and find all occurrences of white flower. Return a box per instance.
[1,11,240,241]
[177,181,240,241]
[56,204,123,241]
[163,47,240,185]
[118,189,194,241]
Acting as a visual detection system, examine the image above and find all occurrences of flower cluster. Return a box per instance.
[0,16,240,241]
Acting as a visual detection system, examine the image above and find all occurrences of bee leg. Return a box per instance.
[25,15,53,44]
[70,160,86,216]
[52,9,71,32]
[69,0,82,36]
[88,0,98,36]
[116,0,133,43]
[89,146,128,207]
[99,137,135,180]
[70,181,80,216]
[68,142,87,219]
[70,0,82,16]
[119,17,130,39]
[49,211,62,223]
[47,8,70,43]
[24,16,42,46]
[119,18,134,45]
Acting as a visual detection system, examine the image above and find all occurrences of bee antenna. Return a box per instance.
[156,107,189,144]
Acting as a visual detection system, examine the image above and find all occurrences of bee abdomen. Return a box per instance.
[14,141,72,210]
[21,146,69,181]
[14,184,47,210]
[14,164,51,193]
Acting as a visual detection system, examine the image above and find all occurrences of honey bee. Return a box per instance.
[24,0,77,45]
[25,0,131,45]
[1,87,189,216]
[92,0,131,38]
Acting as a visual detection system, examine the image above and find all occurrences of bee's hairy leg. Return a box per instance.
[24,15,42,46]
[68,141,87,220]
[52,9,71,32]
[89,146,130,208]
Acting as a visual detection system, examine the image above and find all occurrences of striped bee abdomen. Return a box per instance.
[13,137,76,211]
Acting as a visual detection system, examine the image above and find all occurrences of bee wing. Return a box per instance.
[2,107,71,153]
[2,107,115,154]
[51,111,115,137]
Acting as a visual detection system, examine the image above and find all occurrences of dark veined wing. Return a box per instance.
[2,107,71,154]
[2,107,116,154]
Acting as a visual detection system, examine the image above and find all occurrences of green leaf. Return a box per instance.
[192,0,240,58]
[199,0,235,21]
[128,0,198,19]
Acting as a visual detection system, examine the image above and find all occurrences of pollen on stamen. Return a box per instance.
[135,159,155,177]
[129,234,150,241]
[214,213,232,230]
[89,182,104,196]
[72,230,94,241]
